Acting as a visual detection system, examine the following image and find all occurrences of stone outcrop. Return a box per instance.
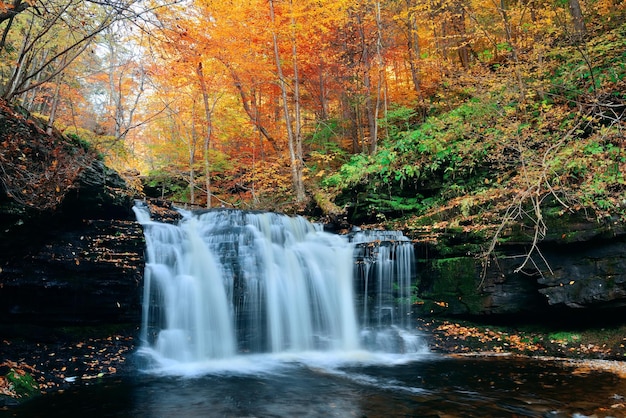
[0,156,144,327]
[413,213,626,319]
[0,218,144,325]
[537,239,626,309]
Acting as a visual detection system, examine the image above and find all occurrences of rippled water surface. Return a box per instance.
[6,354,626,417]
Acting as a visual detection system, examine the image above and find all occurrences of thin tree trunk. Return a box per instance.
[355,12,377,155]
[46,75,63,135]
[568,0,586,42]
[3,17,32,99]
[499,0,526,101]
[404,0,422,96]
[196,62,219,208]
[371,0,385,154]
[269,0,305,203]
[318,63,328,120]
[219,58,280,152]
[189,102,197,206]
[290,0,304,200]
[0,15,15,52]
[46,71,64,135]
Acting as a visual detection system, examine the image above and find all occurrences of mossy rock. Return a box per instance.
[421,257,485,315]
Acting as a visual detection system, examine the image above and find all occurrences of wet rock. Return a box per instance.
[60,158,136,220]
[0,218,144,325]
[537,240,626,308]
[414,224,626,318]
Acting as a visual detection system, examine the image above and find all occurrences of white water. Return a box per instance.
[133,203,426,373]
[351,230,415,330]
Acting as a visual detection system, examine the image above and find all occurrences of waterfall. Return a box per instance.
[134,203,421,367]
[351,230,417,352]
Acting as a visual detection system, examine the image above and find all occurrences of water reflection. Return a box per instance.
[6,355,626,417]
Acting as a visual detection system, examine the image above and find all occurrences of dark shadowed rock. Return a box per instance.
[413,218,626,320]
[0,157,145,326]
[0,102,144,326]
[537,239,626,308]
[59,158,136,220]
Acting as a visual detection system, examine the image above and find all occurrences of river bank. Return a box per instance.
[0,324,138,407]
[421,317,626,361]
[2,317,626,409]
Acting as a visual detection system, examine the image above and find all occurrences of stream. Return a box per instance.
[6,353,625,417]
[4,206,625,417]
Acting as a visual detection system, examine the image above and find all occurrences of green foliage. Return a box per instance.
[324,98,503,222]
[379,106,419,140]
[305,119,350,181]
[323,153,372,188]
[6,369,39,398]
[204,149,235,174]
[307,119,342,149]
[144,168,189,201]
[546,23,626,100]
[548,332,581,344]
[67,133,96,159]
[323,23,626,226]
[66,132,93,154]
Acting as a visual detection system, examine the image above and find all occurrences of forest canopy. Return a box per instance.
[0,0,624,225]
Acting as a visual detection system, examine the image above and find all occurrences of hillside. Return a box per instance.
[313,23,626,318]
[324,22,626,244]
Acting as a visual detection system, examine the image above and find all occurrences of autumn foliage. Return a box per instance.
[0,0,625,214]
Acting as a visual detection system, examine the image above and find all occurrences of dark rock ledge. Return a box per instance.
[412,213,626,322]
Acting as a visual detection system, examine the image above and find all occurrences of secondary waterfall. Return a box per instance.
[134,203,422,368]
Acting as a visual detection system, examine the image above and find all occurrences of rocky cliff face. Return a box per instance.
[413,214,626,320]
[0,100,145,327]
[0,159,144,326]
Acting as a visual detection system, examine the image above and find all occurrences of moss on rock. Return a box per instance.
[421,257,485,315]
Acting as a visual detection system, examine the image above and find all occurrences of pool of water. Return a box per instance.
[5,353,625,417]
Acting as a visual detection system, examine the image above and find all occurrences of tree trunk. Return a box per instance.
[291,0,305,202]
[568,0,586,42]
[220,58,280,152]
[499,0,526,102]
[404,0,422,96]
[371,0,385,154]
[189,103,197,206]
[355,12,378,155]
[318,64,328,120]
[196,62,219,209]
[269,0,305,203]
[46,72,64,135]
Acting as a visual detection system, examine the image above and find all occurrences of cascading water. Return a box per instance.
[351,230,419,353]
[133,203,424,370]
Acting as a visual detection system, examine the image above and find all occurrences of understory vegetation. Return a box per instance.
[321,22,626,247]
